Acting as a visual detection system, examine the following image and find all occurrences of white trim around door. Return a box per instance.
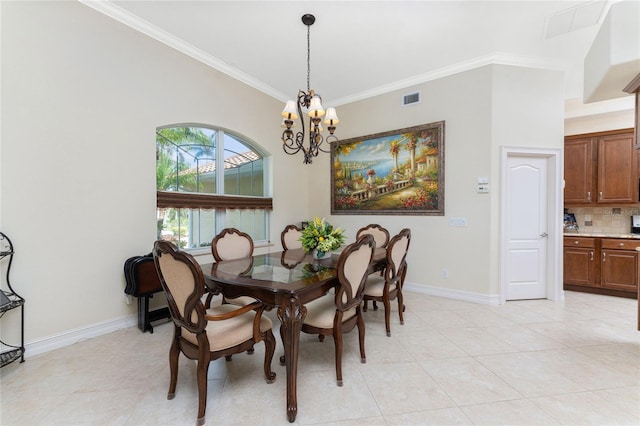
[500,146,564,304]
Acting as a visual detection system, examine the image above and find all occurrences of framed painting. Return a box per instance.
[331,121,445,215]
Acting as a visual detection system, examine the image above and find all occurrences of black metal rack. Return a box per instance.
[0,232,25,367]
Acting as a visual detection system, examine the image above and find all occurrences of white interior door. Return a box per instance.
[505,155,548,300]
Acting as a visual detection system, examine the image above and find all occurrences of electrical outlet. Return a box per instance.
[442,268,449,278]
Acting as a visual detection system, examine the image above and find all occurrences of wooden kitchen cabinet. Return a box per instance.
[564,129,637,206]
[601,239,640,293]
[564,236,639,298]
[564,138,595,204]
[598,133,636,203]
[564,237,597,287]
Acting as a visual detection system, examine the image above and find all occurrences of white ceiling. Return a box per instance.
[82,0,619,108]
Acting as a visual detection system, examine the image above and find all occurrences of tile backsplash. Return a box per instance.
[566,207,640,234]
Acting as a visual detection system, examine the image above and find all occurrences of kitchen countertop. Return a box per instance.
[563,232,640,239]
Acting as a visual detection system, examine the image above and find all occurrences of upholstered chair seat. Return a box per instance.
[302,296,357,329]
[362,274,397,297]
[221,295,257,306]
[181,304,273,351]
[297,234,376,386]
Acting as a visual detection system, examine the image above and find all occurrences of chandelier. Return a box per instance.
[281,14,339,164]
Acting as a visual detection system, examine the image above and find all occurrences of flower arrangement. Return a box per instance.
[300,217,345,257]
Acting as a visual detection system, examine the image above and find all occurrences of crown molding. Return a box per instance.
[330,52,568,106]
[79,1,577,107]
[78,0,288,101]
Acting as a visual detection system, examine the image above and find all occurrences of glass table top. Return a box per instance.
[208,249,337,285]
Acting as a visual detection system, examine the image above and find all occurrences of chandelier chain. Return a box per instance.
[306,24,311,92]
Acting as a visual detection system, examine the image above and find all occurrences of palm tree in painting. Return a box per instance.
[403,132,419,177]
[389,140,401,174]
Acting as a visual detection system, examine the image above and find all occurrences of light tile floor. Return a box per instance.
[1,291,639,425]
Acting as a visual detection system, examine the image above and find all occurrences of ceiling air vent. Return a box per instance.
[402,91,420,106]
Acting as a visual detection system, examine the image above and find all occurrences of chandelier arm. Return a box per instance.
[322,134,339,150]
[317,136,332,153]
[295,131,306,155]
[281,126,296,153]
[282,131,302,155]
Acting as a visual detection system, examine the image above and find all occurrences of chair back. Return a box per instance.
[335,234,376,310]
[153,240,207,334]
[386,228,411,287]
[356,224,390,248]
[211,228,254,261]
[281,224,303,250]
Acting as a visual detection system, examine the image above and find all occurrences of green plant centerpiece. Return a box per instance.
[300,217,345,259]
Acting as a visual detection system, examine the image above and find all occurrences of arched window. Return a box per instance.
[156,125,271,249]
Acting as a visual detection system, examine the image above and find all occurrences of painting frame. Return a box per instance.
[330,121,445,216]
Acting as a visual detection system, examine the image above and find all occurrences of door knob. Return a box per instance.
[539,232,548,238]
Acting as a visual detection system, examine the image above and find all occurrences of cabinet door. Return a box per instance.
[564,138,594,204]
[601,249,638,292]
[564,246,596,286]
[597,133,636,203]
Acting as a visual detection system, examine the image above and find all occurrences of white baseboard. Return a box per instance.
[404,281,501,306]
[25,315,137,359]
[23,283,498,359]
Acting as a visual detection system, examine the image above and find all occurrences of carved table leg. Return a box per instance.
[277,296,307,423]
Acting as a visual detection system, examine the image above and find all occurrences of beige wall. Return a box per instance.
[2,1,565,350]
[0,1,305,345]
[308,65,565,297]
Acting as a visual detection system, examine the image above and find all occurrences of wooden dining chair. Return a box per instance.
[152,240,276,426]
[209,228,256,307]
[211,227,254,261]
[357,224,391,297]
[356,223,390,249]
[281,224,303,250]
[362,228,411,336]
[298,234,375,386]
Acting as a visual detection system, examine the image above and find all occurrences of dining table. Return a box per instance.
[200,247,386,423]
